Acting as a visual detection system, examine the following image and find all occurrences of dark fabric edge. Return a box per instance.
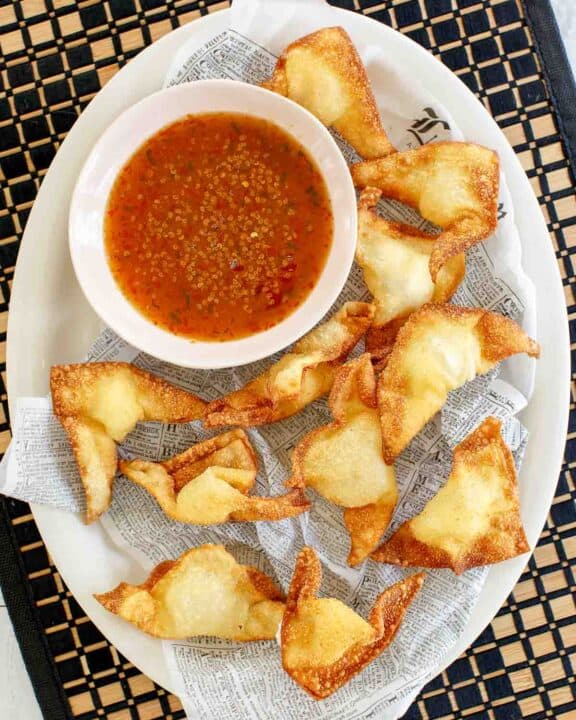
[523,0,576,184]
[0,497,74,720]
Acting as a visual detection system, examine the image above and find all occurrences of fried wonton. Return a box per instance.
[351,142,499,280]
[288,355,397,565]
[357,188,465,357]
[120,429,309,523]
[95,544,285,640]
[281,547,424,698]
[204,302,375,428]
[262,27,394,159]
[372,418,529,574]
[51,363,205,523]
[377,304,540,463]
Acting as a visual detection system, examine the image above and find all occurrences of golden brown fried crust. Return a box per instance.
[365,318,407,362]
[288,355,397,564]
[245,566,286,603]
[358,188,434,240]
[262,27,394,159]
[352,142,499,280]
[230,488,310,522]
[357,187,467,287]
[203,381,273,427]
[95,545,286,641]
[398,303,540,357]
[51,362,205,421]
[51,362,206,522]
[281,547,424,698]
[327,352,378,418]
[95,557,178,615]
[357,188,465,359]
[95,582,132,615]
[59,417,117,524]
[292,302,375,356]
[162,429,257,491]
[288,354,377,489]
[475,310,540,363]
[377,304,540,463]
[344,501,395,567]
[284,426,324,492]
[120,430,310,524]
[372,418,530,574]
[204,302,375,428]
[372,524,529,575]
[429,215,492,282]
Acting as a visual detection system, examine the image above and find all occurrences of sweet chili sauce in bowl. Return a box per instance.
[69,80,356,368]
[104,113,333,342]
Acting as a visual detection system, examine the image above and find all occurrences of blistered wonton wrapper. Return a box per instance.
[289,354,397,565]
[372,418,529,574]
[121,430,309,524]
[281,547,424,699]
[352,142,499,281]
[262,27,394,160]
[378,304,540,463]
[95,544,285,641]
[204,302,374,428]
[357,188,465,359]
[51,362,205,523]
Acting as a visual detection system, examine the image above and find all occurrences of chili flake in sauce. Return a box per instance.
[105,112,333,341]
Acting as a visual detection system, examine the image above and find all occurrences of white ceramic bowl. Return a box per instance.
[69,79,357,368]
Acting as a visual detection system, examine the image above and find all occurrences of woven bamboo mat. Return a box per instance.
[0,1,575,719]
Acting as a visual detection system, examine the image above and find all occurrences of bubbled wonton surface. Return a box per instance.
[95,544,285,641]
[377,304,540,463]
[204,302,374,427]
[50,362,205,523]
[121,429,309,524]
[281,547,424,698]
[263,27,394,159]
[372,418,530,574]
[352,142,499,280]
[356,188,465,356]
[289,354,397,565]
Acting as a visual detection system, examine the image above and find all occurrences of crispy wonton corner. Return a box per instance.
[204,301,374,428]
[357,187,465,359]
[352,142,499,281]
[262,27,394,159]
[51,362,205,523]
[377,304,540,463]
[281,547,424,698]
[95,544,285,641]
[288,354,397,565]
[120,429,310,524]
[372,417,530,574]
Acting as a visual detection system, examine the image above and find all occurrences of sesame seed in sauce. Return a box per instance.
[105,112,333,341]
